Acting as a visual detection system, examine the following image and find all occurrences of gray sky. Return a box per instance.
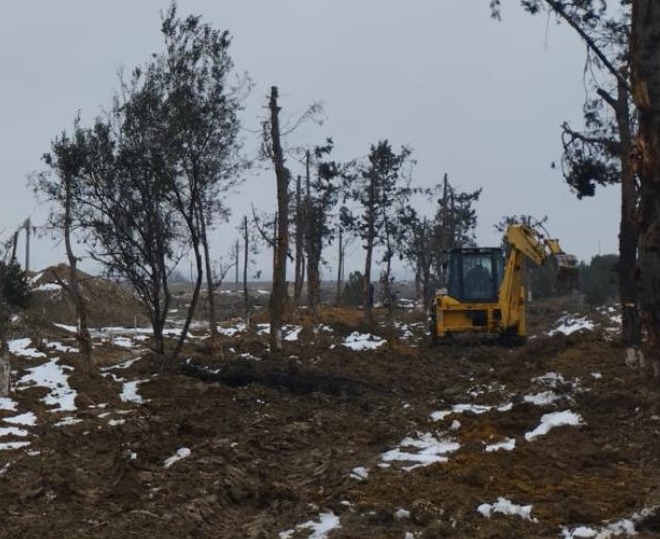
[1,1,619,277]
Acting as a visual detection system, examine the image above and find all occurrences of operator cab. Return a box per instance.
[447,247,504,303]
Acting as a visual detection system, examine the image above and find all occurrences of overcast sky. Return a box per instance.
[1,1,619,277]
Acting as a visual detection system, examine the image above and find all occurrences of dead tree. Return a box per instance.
[267,86,290,352]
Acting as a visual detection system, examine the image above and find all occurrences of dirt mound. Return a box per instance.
[28,263,148,328]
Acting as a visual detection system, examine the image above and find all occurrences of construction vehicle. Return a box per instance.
[428,224,578,344]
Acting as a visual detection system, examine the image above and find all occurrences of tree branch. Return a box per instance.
[544,0,631,95]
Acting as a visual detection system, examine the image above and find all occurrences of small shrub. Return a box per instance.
[342,271,364,306]
[0,261,32,309]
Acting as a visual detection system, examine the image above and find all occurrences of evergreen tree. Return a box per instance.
[581,254,619,306]
[0,261,31,310]
[304,140,342,319]
[341,140,413,323]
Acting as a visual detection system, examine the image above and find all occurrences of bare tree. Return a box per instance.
[265,86,290,352]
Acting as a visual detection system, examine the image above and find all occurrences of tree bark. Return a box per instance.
[294,173,305,306]
[0,300,9,397]
[243,216,250,330]
[304,151,321,320]
[335,227,344,307]
[363,225,375,325]
[611,81,643,363]
[63,176,93,371]
[0,353,9,397]
[306,211,321,321]
[269,86,289,352]
[201,211,221,353]
[631,0,660,374]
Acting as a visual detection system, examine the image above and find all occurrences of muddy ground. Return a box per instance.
[1,293,660,538]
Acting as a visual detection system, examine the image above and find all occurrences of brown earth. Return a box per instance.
[1,291,660,538]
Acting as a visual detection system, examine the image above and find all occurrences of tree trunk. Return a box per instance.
[307,239,321,321]
[294,173,305,306]
[24,217,30,273]
[383,229,394,319]
[363,235,374,325]
[304,151,322,320]
[173,233,203,360]
[631,0,660,374]
[235,239,240,290]
[335,227,344,306]
[0,300,9,397]
[0,353,9,397]
[243,216,250,330]
[152,265,170,356]
[63,177,93,371]
[363,176,376,325]
[612,81,643,365]
[269,86,289,353]
[200,212,221,353]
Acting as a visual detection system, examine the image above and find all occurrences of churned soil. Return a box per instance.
[1,297,659,539]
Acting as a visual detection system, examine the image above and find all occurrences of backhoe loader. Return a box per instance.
[428,224,578,344]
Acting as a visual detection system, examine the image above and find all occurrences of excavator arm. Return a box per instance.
[499,224,577,336]
[504,224,565,264]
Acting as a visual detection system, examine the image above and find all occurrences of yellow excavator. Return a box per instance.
[428,224,578,344]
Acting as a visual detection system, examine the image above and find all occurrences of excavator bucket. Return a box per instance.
[554,253,579,291]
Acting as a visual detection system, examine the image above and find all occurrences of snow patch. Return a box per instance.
[349,466,369,481]
[549,315,595,336]
[279,511,341,539]
[3,412,37,426]
[8,338,46,359]
[17,358,77,412]
[477,497,536,521]
[485,438,516,452]
[342,332,386,351]
[525,410,584,441]
[381,431,460,470]
[164,447,191,468]
[120,380,149,404]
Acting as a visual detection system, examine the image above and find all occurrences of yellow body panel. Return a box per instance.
[432,291,526,339]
